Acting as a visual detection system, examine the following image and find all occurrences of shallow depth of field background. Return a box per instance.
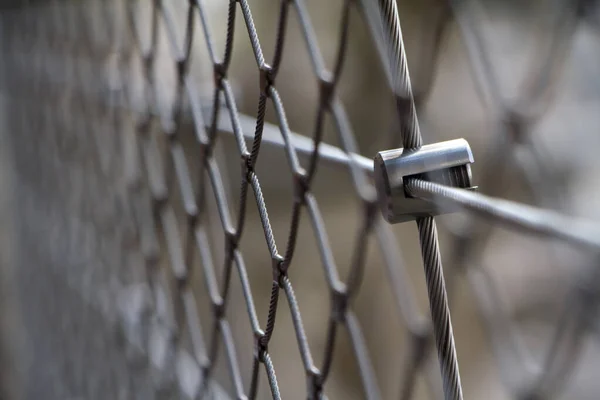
[1,0,600,399]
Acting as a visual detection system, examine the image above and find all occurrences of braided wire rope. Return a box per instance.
[375,0,462,398]
[1,0,600,399]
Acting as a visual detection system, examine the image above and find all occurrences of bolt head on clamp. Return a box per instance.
[374,138,475,224]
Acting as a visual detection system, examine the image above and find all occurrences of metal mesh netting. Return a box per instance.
[1,0,600,399]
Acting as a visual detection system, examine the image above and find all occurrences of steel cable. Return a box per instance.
[406,179,600,253]
[3,0,600,399]
[375,0,463,398]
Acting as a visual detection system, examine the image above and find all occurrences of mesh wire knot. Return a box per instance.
[260,64,274,95]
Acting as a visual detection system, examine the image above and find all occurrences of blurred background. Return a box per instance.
[1,0,600,399]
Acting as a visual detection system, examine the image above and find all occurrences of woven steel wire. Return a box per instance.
[1,0,600,399]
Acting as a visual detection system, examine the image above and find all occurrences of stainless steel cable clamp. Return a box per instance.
[374,138,476,223]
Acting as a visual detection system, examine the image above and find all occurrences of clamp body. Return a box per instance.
[374,138,475,224]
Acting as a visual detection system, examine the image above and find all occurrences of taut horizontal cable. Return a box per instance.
[407,179,600,252]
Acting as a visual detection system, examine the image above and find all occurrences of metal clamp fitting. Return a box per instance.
[374,138,475,224]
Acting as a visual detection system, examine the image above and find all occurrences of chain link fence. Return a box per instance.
[1,0,600,399]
